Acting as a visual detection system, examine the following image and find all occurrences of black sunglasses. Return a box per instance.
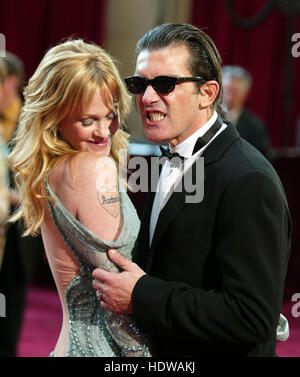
[124,75,204,95]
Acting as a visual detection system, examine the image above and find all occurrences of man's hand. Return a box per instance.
[92,248,146,314]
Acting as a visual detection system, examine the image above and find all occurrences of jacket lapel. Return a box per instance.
[202,123,239,166]
[150,181,187,252]
[149,124,240,251]
[139,189,155,249]
[136,156,162,252]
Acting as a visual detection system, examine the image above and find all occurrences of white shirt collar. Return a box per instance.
[170,111,218,158]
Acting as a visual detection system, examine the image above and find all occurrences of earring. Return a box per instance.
[110,100,120,135]
[114,100,120,124]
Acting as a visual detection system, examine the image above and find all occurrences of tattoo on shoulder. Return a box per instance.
[97,186,120,218]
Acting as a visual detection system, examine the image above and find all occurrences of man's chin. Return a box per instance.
[144,131,169,145]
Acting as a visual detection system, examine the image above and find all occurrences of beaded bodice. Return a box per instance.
[45,175,151,357]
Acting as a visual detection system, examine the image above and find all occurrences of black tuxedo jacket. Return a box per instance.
[131,125,291,357]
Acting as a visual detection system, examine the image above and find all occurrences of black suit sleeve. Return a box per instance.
[132,170,291,344]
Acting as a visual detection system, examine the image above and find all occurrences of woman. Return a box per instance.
[9,39,150,357]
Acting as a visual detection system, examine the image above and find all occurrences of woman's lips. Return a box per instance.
[90,138,110,147]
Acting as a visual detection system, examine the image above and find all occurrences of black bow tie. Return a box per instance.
[159,146,184,161]
[159,115,223,161]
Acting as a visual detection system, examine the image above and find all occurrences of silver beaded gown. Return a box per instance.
[45,176,151,357]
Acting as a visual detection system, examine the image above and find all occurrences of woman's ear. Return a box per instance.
[198,80,219,108]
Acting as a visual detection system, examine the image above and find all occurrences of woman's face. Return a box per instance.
[59,87,118,156]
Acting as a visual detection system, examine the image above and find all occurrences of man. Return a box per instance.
[92,23,291,356]
[222,65,270,158]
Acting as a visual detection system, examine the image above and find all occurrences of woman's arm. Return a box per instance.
[51,152,122,243]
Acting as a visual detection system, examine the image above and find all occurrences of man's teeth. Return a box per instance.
[148,113,165,121]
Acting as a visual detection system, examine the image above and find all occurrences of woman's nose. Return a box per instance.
[93,122,110,138]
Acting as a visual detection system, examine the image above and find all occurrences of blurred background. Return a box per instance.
[0,0,299,357]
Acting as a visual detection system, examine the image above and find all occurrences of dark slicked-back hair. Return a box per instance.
[136,23,225,118]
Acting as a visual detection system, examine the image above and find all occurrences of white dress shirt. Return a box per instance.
[149,111,227,246]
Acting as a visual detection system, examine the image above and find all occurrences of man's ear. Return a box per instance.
[198,80,219,108]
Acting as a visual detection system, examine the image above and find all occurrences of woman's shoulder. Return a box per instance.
[50,152,118,192]
[47,152,123,242]
[70,152,117,181]
[72,151,116,167]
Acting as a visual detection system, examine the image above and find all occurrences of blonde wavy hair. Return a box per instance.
[9,39,132,236]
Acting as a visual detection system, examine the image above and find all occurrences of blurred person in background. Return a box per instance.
[0,54,42,357]
[0,59,10,270]
[0,52,24,143]
[222,65,270,158]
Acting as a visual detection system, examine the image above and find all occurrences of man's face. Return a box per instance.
[222,77,249,111]
[135,45,203,147]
